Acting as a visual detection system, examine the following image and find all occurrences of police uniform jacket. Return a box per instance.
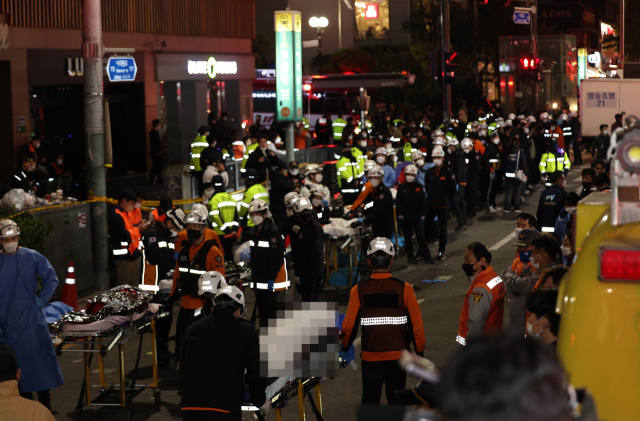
[247,217,288,290]
[396,181,427,221]
[424,166,457,208]
[362,184,394,236]
[291,218,324,280]
[464,150,481,175]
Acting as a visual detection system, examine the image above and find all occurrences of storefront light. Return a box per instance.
[187,57,238,78]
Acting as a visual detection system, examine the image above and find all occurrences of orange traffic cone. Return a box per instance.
[61,261,79,309]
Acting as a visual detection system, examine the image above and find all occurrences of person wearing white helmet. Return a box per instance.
[508,113,516,120]
[402,130,420,162]
[445,137,468,231]
[289,197,325,295]
[307,184,331,224]
[301,164,331,206]
[396,165,433,264]
[245,199,289,327]
[358,165,395,239]
[0,219,63,410]
[284,191,300,218]
[180,285,269,417]
[461,138,481,218]
[483,131,504,212]
[372,147,397,188]
[340,237,426,405]
[176,205,224,259]
[424,147,457,260]
[386,147,399,169]
[170,209,226,361]
[477,122,489,140]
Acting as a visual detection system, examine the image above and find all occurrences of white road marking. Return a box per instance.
[437,275,453,280]
[489,232,516,250]
[354,337,361,347]
[418,298,425,304]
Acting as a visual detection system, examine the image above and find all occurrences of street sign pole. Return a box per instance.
[441,0,450,124]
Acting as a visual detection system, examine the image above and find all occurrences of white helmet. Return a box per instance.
[496,117,504,123]
[432,147,445,158]
[404,165,418,176]
[214,285,246,318]
[460,138,473,150]
[198,271,228,296]
[490,129,501,138]
[386,148,397,156]
[307,183,326,198]
[364,159,377,172]
[517,114,526,121]
[184,210,208,225]
[471,121,479,129]
[508,113,516,120]
[528,116,537,123]
[431,129,445,139]
[479,122,488,130]
[446,137,459,147]
[367,165,385,178]
[0,220,19,238]
[305,164,322,175]
[292,196,313,213]
[249,199,269,213]
[561,113,569,121]
[505,119,513,126]
[166,208,186,231]
[432,137,445,147]
[540,112,550,121]
[366,237,395,257]
[411,150,424,161]
[375,147,387,156]
[284,192,300,209]
[192,204,209,222]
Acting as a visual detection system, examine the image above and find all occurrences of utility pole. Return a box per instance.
[82,0,108,291]
[441,0,451,123]
[474,0,479,87]
[620,0,624,70]
[532,0,539,113]
[338,0,342,49]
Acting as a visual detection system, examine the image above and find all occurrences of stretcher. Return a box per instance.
[264,377,325,421]
[55,312,168,421]
[324,223,370,288]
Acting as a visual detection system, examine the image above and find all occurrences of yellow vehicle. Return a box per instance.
[557,124,640,421]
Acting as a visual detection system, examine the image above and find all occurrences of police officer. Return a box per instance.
[457,242,505,346]
[289,197,325,295]
[238,168,269,243]
[539,140,571,187]
[208,175,240,257]
[362,166,395,239]
[396,165,433,264]
[483,130,503,212]
[336,142,362,206]
[141,207,185,365]
[332,112,348,143]
[169,211,225,361]
[246,199,289,327]
[402,131,420,162]
[423,147,457,261]
[341,238,426,405]
[190,126,209,195]
[445,137,467,231]
[461,138,481,218]
[535,172,567,234]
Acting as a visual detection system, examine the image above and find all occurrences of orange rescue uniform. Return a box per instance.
[351,181,374,211]
[176,227,224,257]
[128,207,142,227]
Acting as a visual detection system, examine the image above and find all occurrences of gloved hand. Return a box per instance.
[357,218,364,223]
[339,349,349,366]
[456,184,459,191]
[35,296,47,309]
[267,280,275,292]
[416,351,424,357]
[260,400,271,414]
[559,208,568,219]
[397,215,404,221]
[322,199,329,207]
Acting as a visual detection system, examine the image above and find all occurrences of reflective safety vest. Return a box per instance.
[352,147,366,177]
[113,208,141,257]
[241,143,260,172]
[539,151,571,178]
[333,118,348,140]
[358,276,408,352]
[238,183,269,227]
[403,142,419,162]
[302,116,310,130]
[176,239,218,298]
[336,154,361,191]
[150,208,166,223]
[190,135,209,171]
[208,192,239,236]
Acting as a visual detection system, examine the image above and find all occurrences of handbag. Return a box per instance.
[515,150,527,182]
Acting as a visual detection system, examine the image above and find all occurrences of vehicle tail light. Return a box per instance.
[600,248,640,281]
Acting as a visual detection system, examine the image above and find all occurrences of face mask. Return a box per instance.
[251,215,264,226]
[187,229,202,242]
[524,128,529,134]
[135,203,142,209]
[376,156,386,164]
[393,155,398,162]
[531,253,542,270]
[405,175,416,183]
[260,146,267,152]
[527,318,545,339]
[312,198,323,208]
[56,159,63,165]
[290,169,299,176]
[492,138,500,145]
[582,181,592,190]
[33,143,40,149]
[409,137,417,144]
[462,263,477,277]
[275,137,282,144]
[370,178,380,188]
[463,148,471,154]
[561,245,572,256]
[314,174,323,183]
[480,130,487,137]
[2,241,18,254]
[603,130,608,135]
[519,249,532,263]
[433,158,443,166]
[378,134,383,139]
[359,141,367,148]
[566,206,576,214]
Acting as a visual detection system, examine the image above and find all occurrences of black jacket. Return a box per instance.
[270,172,296,212]
[149,129,162,156]
[199,146,220,170]
[396,181,427,221]
[142,222,176,280]
[180,308,265,416]
[247,217,285,284]
[424,166,457,208]
[446,150,467,184]
[482,143,502,170]
[108,205,140,261]
[245,148,278,182]
[535,184,567,231]
[291,217,325,280]
[363,184,394,238]
[464,150,481,174]
[11,169,32,192]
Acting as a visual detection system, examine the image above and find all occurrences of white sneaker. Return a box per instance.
[489,206,502,213]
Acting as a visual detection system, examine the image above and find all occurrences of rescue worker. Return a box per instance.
[560,113,572,154]
[0,219,63,411]
[190,126,209,195]
[246,199,289,327]
[373,147,397,188]
[354,133,369,172]
[290,197,325,295]
[270,160,297,234]
[424,147,457,261]
[548,118,565,151]
[314,114,333,146]
[535,172,566,234]
[396,165,433,264]
[208,175,240,257]
[284,191,301,233]
[245,135,278,182]
[500,229,540,336]
[461,138,481,218]
[361,166,395,239]
[201,151,228,204]
[185,271,229,330]
[128,186,146,228]
[483,130,503,212]
[11,155,36,194]
[176,205,224,257]
[402,131,420,162]
[238,168,269,243]
[294,120,310,150]
[241,136,260,175]
[539,140,570,187]
[336,142,362,206]
[300,164,331,205]
[457,242,505,346]
[169,211,225,361]
[109,188,145,286]
[180,286,269,419]
[341,238,426,405]
[149,196,172,224]
[386,147,399,170]
[307,184,331,225]
[332,112,348,143]
[141,207,185,365]
[445,137,467,231]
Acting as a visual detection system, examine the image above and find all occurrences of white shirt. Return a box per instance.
[203,165,229,204]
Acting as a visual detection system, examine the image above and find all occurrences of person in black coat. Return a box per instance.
[396,165,432,264]
[535,172,567,234]
[180,293,267,420]
[149,119,163,184]
[362,166,395,240]
[314,114,333,146]
[245,135,279,182]
[290,198,325,296]
[11,154,35,193]
[462,138,481,218]
[483,131,503,212]
[445,139,468,231]
[269,160,297,235]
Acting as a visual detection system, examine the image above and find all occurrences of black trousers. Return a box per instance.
[487,171,503,207]
[20,390,51,410]
[573,140,583,164]
[478,169,490,205]
[156,303,173,352]
[271,209,289,237]
[254,289,279,328]
[150,155,163,182]
[175,307,196,358]
[424,207,448,253]
[361,359,407,405]
[450,185,466,226]
[297,274,324,296]
[465,173,479,217]
[219,236,234,259]
[341,180,360,206]
[401,219,430,260]
[504,177,522,210]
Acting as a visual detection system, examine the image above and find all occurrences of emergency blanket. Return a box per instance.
[322,218,359,238]
[58,303,161,332]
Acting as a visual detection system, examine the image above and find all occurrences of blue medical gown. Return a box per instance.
[0,247,64,393]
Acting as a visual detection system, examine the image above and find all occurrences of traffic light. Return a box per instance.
[520,57,539,83]
[478,0,488,4]
[444,51,458,85]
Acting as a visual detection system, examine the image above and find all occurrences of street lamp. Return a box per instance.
[309,16,328,55]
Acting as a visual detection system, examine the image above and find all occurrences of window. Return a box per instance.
[354,1,390,40]
[303,92,325,114]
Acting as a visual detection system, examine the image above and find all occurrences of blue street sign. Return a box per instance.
[106,56,137,82]
[513,10,531,24]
